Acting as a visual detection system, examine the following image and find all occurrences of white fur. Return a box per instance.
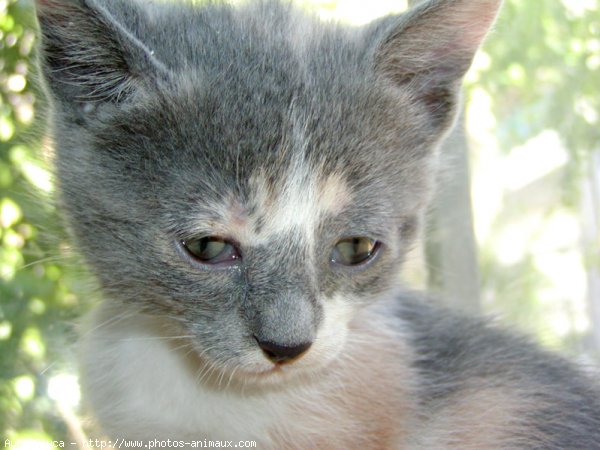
[80,306,283,444]
[79,298,416,448]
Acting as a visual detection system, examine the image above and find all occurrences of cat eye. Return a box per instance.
[180,237,240,265]
[331,237,381,266]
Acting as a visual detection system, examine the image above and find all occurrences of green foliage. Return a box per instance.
[468,0,600,355]
[0,0,88,442]
[475,0,600,163]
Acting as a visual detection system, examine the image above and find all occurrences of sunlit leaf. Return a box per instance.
[0,320,12,340]
[12,375,35,401]
[0,197,21,228]
[20,327,46,360]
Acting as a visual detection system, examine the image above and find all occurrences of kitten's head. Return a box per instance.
[36,0,500,383]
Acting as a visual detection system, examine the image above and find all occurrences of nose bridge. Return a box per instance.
[245,239,320,346]
[254,288,318,345]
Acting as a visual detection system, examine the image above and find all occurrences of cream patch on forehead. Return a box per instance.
[317,172,353,216]
[246,161,353,244]
[186,167,351,249]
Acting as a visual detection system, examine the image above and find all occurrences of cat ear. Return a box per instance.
[35,0,168,109]
[374,0,502,127]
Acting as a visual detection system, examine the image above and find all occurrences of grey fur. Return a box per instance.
[36,0,600,447]
[400,296,600,448]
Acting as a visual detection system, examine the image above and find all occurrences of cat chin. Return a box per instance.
[219,363,334,391]
[188,347,343,391]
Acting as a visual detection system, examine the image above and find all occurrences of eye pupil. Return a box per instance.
[331,237,379,266]
[182,237,239,264]
[194,238,225,259]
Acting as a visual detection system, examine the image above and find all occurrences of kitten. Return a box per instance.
[35,0,600,448]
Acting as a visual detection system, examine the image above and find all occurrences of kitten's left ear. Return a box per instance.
[35,0,169,112]
[374,0,502,128]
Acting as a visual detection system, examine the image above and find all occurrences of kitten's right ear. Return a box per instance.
[35,0,168,111]
[373,0,502,130]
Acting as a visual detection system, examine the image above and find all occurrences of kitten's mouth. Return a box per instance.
[186,343,301,385]
[229,357,325,387]
[238,361,297,379]
[255,365,284,376]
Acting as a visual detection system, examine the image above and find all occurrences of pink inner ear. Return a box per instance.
[449,1,502,52]
[380,0,502,79]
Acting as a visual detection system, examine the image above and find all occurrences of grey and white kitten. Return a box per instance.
[35,0,600,448]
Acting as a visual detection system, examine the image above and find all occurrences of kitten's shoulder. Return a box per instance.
[392,292,600,448]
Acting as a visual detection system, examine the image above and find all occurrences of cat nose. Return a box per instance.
[254,337,312,364]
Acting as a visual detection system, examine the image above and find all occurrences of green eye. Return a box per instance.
[181,237,240,264]
[331,237,380,266]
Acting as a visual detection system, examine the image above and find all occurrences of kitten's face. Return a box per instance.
[36,0,500,384]
[68,76,428,381]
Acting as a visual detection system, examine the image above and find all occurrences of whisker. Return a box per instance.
[225,365,239,391]
[79,309,138,337]
[90,335,195,342]
[19,254,71,270]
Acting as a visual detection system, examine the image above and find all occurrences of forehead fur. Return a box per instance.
[182,101,354,247]
[40,0,471,274]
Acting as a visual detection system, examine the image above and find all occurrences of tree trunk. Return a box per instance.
[425,115,481,311]
[582,150,600,355]
[408,0,481,311]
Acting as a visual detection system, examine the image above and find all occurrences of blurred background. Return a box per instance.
[1,0,599,446]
